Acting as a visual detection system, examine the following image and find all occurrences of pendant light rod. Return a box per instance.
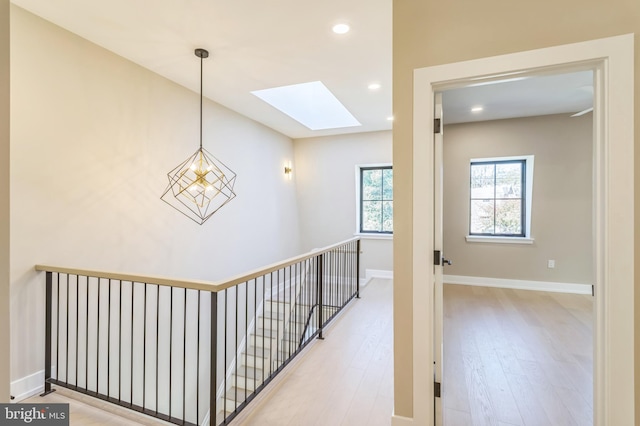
[195,48,209,149]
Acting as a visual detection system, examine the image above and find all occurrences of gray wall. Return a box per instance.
[294,131,393,273]
[443,113,593,284]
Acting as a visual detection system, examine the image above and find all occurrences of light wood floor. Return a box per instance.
[444,284,593,426]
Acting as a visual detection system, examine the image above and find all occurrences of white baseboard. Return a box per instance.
[366,269,393,281]
[444,274,592,295]
[11,369,45,402]
[391,412,414,425]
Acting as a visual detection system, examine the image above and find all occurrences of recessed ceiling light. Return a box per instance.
[368,83,381,90]
[471,106,484,113]
[332,23,350,34]
[251,81,361,131]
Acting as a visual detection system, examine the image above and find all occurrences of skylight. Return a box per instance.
[251,81,361,131]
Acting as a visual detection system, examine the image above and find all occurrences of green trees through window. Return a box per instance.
[470,160,525,236]
[360,166,393,233]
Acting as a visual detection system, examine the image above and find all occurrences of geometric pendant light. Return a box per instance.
[161,48,237,225]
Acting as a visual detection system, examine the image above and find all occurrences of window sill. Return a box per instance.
[354,232,393,241]
[465,235,534,244]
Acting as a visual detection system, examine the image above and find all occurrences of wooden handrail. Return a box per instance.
[35,236,360,293]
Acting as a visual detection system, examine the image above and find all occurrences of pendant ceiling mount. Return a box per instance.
[161,48,237,225]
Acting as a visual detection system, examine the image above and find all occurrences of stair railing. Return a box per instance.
[36,237,360,425]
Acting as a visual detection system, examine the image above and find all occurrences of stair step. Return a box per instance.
[227,374,260,392]
[231,364,267,381]
[240,352,270,369]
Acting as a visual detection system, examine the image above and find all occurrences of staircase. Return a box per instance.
[215,274,340,422]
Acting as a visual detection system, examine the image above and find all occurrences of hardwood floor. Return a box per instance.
[443,284,593,426]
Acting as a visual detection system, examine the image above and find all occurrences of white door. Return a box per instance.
[433,93,444,425]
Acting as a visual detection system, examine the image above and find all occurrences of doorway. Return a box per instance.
[410,34,634,426]
[438,70,595,424]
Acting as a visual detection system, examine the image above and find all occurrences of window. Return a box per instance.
[358,166,393,234]
[469,157,532,238]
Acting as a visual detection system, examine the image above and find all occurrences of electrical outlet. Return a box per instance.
[548,259,555,268]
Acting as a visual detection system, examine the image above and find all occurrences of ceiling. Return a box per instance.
[442,71,594,125]
[11,0,593,139]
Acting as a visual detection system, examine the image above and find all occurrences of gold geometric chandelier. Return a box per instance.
[161,48,237,225]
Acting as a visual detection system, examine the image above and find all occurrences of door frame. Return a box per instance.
[412,34,634,425]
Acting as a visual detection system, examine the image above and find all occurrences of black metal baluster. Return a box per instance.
[155,285,159,416]
[294,262,299,351]
[130,282,134,407]
[317,255,324,339]
[223,289,227,421]
[119,281,123,403]
[65,274,70,385]
[262,272,274,378]
[143,283,147,412]
[75,275,79,387]
[85,276,89,390]
[276,269,281,367]
[41,271,54,396]
[183,288,187,422]
[96,278,100,395]
[169,287,173,421]
[356,240,361,298]
[210,292,218,426]
[107,279,112,398]
[252,278,257,395]
[339,247,343,307]
[288,266,292,358]
[244,283,248,404]
[261,276,265,386]
[234,285,238,410]
[196,290,200,425]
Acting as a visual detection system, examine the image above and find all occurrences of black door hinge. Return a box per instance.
[434,118,441,134]
[434,381,441,398]
[434,250,441,266]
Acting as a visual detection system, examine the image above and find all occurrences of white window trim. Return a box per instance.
[465,235,534,244]
[468,154,534,241]
[355,163,393,235]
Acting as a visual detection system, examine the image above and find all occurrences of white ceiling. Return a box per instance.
[442,71,594,125]
[11,0,593,139]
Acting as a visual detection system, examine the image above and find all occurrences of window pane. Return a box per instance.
[362,169,382,200]
[382,201,393,232]
[362,201,382,232]
[495,199,522,234]
[495,163,522,198]
[471,178,495,199]
[471,164,494,181]
[470,199,494,234]
[382,169,393,200]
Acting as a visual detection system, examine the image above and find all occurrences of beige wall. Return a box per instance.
[294,131,393,273]
[0,0,9,403]
[443,114,592,284]
[393,0,640,419]
[10,7,300,395]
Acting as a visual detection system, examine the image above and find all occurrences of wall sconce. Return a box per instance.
[284,162,293,179]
